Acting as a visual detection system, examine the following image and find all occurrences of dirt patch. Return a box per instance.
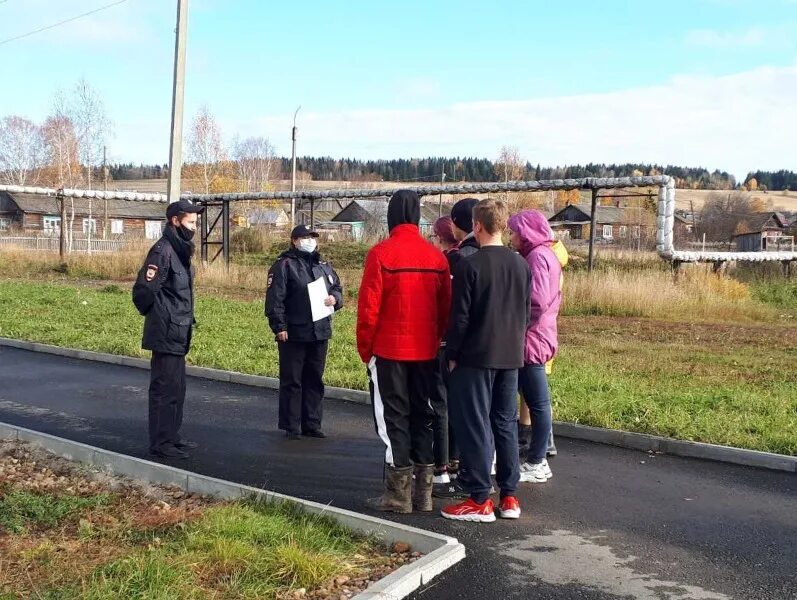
[560,316,797,349]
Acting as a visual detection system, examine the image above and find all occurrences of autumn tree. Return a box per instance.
[495,146,527,210]
[69,79,111,190]
[232,135,277,192]
[0,116,45,186]
[696,192,763,245]
[187,105,226,193]
[494,146,526,183]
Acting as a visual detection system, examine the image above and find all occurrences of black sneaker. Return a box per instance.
[149,445,189,460]
[433,478,469,499]
[175,440,199,450]
[302,429,327,438]
[285,432,301,440]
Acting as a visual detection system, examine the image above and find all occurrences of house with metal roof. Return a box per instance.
[733,212,796,252]
[327,199,447,241]
[0,191,167,239]
[547,204,649,242]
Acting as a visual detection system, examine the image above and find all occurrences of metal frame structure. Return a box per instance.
[182,175,670,270]
[3,178,796,271]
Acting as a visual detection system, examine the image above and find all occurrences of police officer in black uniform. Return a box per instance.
[132,198,203,459]
[265,225,343,440]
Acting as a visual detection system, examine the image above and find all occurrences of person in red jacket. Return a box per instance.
[357,189,452,514]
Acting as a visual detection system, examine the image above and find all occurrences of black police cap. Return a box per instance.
[291,224,319,239]
[166,199,204,220]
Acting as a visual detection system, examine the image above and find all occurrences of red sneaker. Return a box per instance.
[441,498,496,523]
[497,496,521,519]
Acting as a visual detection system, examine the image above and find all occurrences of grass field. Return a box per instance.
[0,279,794,455]
[0,442,396,599]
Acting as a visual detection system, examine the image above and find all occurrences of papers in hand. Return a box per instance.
[308,277,334,322]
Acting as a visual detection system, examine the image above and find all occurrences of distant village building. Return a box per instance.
[733,212,796,252]
[0,191,165,239]
[247,208,290,229]
[327,199,442,241]
[547,204,648,242]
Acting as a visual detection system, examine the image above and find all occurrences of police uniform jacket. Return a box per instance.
[265,247,343,342]
[132,226,195,356]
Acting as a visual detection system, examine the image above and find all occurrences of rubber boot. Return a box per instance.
[518,423,532,463]
[412,464,435,512]
[365,465,412,513]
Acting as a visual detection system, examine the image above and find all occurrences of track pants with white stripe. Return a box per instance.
[367,356,436,468]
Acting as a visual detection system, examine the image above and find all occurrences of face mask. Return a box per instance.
[297,238,317,253]
[177,225,196,241]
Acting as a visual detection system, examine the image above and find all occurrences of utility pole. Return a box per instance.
[103,145,108,239]
[290,106,301,227]
[438,170,446,217]
[167,0,189,205]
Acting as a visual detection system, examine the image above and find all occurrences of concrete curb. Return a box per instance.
[2,337,795,474]
[0,421,465,600]
[553,422,797,473]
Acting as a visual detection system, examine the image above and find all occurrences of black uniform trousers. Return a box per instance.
[149,352,187,451]
[367,356,435,468]
[278,339,328,434]
[448,365,520,503]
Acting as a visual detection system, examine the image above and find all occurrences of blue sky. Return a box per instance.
[1,0,796,178]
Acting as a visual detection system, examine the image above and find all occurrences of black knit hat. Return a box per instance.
[450,197,479,233]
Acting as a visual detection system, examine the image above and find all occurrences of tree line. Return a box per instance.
[279,157,739,190]
[743,170,797,192]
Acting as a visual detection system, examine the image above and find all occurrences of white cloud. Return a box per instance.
[686,27,767,47]
[241,64,797,180]
[117,64,797,181]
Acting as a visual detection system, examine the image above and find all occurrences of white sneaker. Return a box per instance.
[433,472,450,485]
[541,459,552,479]
[519,461,550,483]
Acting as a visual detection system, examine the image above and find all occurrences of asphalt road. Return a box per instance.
[0,346,794,599]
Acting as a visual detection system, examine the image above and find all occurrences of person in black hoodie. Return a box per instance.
[133,199,204,460]
[266,225,343,440]
[448,197,480,272]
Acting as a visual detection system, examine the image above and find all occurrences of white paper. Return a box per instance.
[308,277,334,322]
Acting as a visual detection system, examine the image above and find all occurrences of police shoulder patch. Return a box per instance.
[145,264,159,282]
[267,273,274,289]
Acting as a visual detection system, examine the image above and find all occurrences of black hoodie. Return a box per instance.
[387,189,421,231]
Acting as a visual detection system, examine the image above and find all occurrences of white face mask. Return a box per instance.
[297,238,317,253]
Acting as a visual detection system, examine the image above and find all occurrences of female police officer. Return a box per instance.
[265,225,343,440]
[132,198,203,459]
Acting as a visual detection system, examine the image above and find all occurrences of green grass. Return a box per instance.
[750,280,797,311]
[233,240,370,270]
[0,280,795,455]
[47,499,373,599]
[553,335,797,455]
[0,489,111,534]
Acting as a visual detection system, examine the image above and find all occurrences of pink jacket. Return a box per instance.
[508,210,563,365]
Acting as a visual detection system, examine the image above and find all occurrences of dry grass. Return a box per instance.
[562,266,781,322]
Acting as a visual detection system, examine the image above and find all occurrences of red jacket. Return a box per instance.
[357,224,451,362]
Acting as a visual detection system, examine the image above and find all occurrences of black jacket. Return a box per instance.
[132,227,195,356]
[265,247,343,342]
[445,245,530,370]
[447,234,479,273]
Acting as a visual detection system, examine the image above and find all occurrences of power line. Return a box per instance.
[0,0,128,47]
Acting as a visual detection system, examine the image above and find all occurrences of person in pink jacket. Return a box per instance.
[507,209,563,483]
